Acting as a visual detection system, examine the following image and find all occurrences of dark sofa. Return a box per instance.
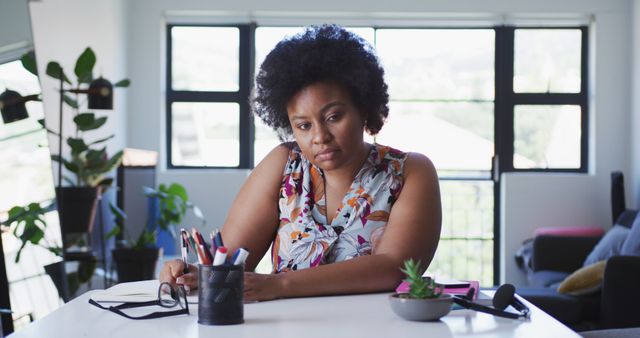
[516,172,640,331]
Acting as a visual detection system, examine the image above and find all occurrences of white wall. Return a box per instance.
[28,0,635,285]
[29,0,128,180]
[632,1,640,207]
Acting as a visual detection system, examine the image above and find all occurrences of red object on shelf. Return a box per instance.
[533,226,604,237]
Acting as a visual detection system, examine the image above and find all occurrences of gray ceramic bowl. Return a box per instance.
[388,293,453,321]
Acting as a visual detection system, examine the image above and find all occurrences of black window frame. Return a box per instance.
[495,26,589,174]
[166,24,589,173]
[166,23,254,169]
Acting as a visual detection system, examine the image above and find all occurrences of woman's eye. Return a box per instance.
[327,113,342,122]
[298,123,311,130]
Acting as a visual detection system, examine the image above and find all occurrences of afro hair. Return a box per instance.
[252,24,389,140]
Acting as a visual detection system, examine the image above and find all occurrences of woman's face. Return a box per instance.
[286,81,367,171]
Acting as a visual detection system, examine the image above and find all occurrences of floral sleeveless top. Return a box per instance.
[272,143,407,273]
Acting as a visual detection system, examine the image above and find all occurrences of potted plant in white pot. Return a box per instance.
[107,182,205,282]
[389,259,453,321]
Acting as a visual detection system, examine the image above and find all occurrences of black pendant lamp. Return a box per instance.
[0,89,29,124]
[88,77,113,110]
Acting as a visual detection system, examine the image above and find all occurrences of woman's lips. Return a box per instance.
[315,149,339,161]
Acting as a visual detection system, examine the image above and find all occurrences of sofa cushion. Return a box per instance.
[558,260,606,296]
[583,225,630,266]
[620,212,640,256]
[517,287,600,324]
[528,270,569,288]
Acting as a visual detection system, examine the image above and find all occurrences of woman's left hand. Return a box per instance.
[243,272,285,302]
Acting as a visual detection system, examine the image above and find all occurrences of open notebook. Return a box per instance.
[90,280,199,304]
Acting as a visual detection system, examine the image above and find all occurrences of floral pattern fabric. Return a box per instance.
[272,143,407,273]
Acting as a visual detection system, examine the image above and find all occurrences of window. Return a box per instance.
[0,58,63,330]
[497,27,588,172]
[167,25,251,168]
[166,24,589,285]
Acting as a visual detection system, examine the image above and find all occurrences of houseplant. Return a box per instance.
[44,47,129,248]
[2,202,94,301]
[388,259,453,321]
[107,182,205,282]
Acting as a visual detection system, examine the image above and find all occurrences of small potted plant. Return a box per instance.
[2,202,94,301]
[107,182,205,282]
[389,259,453,321]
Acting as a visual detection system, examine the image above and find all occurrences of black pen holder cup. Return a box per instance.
[198,264,244,325]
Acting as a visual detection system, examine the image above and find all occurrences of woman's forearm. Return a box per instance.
[276,254,406,298]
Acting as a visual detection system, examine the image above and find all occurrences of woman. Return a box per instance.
[160,24,442,302]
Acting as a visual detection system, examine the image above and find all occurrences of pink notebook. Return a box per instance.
[395,279,480,300]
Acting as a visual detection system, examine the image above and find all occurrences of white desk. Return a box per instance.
[10,280,580,338]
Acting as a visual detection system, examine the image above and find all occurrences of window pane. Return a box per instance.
[171,27,239,91]
[514,105,581,169]
[171,102,239,167]
[429,180,494,286]
[514,29,581,93]
[253,117,280,166]
[376,29,495,100]
[0,60,52,210]
[375,102,494,171]
[255,26,305,75]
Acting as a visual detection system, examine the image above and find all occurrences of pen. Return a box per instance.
[213,247,228,266]
[180,229,189,274]
[209,232,217,257]
[214,229,224,248]
[193,228,213,263]
[185,230,197,254]
[199,244,212,265]
[231,247,249,266]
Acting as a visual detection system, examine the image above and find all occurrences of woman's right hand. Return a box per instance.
[159,259,198,292]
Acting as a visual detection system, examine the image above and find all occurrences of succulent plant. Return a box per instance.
[400,258,443,299]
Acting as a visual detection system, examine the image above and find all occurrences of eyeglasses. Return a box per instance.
[89,282,189,320]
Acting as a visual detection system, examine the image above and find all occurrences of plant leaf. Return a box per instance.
[114,79,130,87]
[105,225,120,239]
[67,138,88,156]
[85,148,107,169]
[192,205,204,220]
[108,202,127,220]
[75,47,96,84]
[73,113,107,131]
[63,160,79,173]
[72,112,95,128]
[167,183,188,201]
[20,51,38,76]
[103,150,123,173]
[62,176,76,186]
[89,134,114,145]
[46,61,71,84]
[63,94,79,109]
[96,177,114,187]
